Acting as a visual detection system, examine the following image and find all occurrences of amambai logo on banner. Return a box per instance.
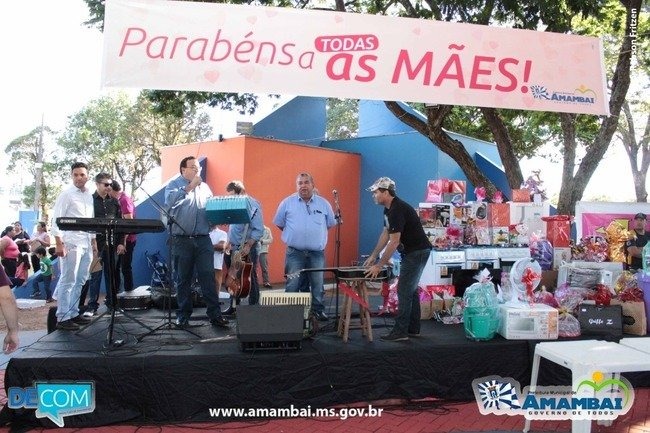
[472,373,634,421]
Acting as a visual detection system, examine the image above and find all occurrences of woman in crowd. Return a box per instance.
[0,226,20,282]
[12,221,31,258]
[30,221,51,271]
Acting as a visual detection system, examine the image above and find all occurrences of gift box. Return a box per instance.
[578,303,623,338]
[469,202,488,222]
[423,227,447,248]
[418,206,437,227]
[541,215,572,247]
[611,299,647,336]
[491,226,510,245]
[450,180,467,194]
[425,179,450,203]
[511,189,531,202]
[510,202,550,237]
[488,203,510,226]
[553,247,572,270]
[476,227,491,245]
[443,192,465,205]
[435,204,452,227]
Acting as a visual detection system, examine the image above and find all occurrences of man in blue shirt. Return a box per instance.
[165,156,229,328]
[273,173,337,321]
[225,180,264,305]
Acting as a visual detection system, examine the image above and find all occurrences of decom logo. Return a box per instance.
[8,381,95,427]
[472,373,634,421]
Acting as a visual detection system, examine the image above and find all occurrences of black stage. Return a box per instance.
[2,295,650,429]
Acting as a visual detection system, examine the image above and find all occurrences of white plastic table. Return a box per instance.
[524,340,650,433]
[619,337,650,353]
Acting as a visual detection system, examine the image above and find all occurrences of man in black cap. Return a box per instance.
[625,213,648,271]
[364,177,432,341]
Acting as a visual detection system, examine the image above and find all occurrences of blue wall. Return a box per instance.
[324,101,501,255]
[253,96,327,146]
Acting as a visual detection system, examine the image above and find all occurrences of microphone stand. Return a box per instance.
[333,190,343,322]
[136,186,201,341]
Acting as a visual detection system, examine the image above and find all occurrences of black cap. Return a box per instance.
[634,212,646,220]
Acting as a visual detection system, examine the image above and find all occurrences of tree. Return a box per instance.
[619,100,650,202]
[57,92,213,197]
[327,99,359,139]
[4,126,66,217]
[551,0,643,214]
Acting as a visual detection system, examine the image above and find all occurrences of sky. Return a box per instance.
[0,0,644,213]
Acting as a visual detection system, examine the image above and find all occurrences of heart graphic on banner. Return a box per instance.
[238,65,256,80]
[412,27,421,35]
[203,70,220,83]
[334,15,343,23]
[247,15,257,24]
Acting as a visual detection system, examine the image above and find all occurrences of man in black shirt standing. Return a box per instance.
[83,173,122,316]
[625,212,649,271]
[364,177,432,341]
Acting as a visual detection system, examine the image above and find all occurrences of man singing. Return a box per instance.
[165,156,229,328]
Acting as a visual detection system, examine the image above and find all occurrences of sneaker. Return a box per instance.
[46,298,54,303]
[210,317,230,328]
[175,318,189,328]
[72,315,92,325]
[30,292,41,298]
[314,311,329,322]
[408,332,421,337]
[83,309,96,317]
[380,332,409,342]
[263,283,272,288]
[56,320,80,331]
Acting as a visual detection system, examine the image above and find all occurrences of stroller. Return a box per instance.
[146,251,176,309]
[145,251,231,313]
[146,251,170,289]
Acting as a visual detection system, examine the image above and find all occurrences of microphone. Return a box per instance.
[332,189,342,224]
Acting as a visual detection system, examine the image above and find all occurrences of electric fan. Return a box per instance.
[507,258,542,305]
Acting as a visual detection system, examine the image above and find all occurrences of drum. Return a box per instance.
[117,286,152,311]
[336,266,391,281]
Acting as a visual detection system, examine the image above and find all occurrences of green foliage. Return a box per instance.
[4,126,66,213]
[20,162,66,214]
[327,99,359,139]
[57,92,213,196]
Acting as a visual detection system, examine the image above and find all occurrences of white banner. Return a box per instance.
[102,0,609,115]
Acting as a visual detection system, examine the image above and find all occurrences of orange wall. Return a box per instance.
[161,138,361,284]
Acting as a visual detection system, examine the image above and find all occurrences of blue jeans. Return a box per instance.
[32,274,53,299]
[172,236,224,322]
[87,247,119,311]
[56,244,92,322]
[258,252,270,285]
[284,247,325,314]
[392,248,430,335]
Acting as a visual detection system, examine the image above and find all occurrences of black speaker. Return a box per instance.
[236,305,304,350]
[47,306,57,334]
